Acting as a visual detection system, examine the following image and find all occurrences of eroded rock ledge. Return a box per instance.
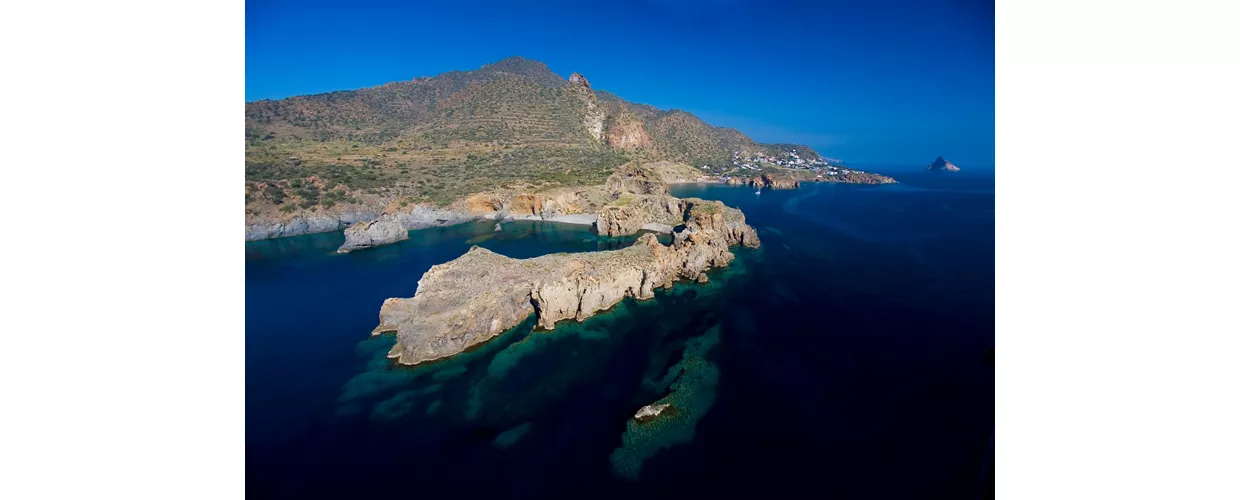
[374,197,760,366]
[725,172,799,189]
[338,215,408,253]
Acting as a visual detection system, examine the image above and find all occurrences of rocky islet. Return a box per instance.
[373,192,759,366]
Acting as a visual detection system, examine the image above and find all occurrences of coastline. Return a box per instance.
[246,211,604,245]
[504,213,598,226]
[666,179,723,185]
[245,173,895,244]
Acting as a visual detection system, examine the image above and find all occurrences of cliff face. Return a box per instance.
[375,196,759,366]
[755,172,799,189]
[604,106,654,150]
[457,190,594,220]
[566,72,605,142]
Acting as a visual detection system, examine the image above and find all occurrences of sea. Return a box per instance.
[245,166,996,499]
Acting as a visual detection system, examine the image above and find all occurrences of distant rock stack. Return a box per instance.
[926,156,961,172]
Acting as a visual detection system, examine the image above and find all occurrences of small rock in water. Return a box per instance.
[696,273,709,284]
[494,223,502,232]
[634,403,671,423]
[371,324,397,336]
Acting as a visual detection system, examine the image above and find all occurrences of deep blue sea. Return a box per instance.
[246,167,995,499]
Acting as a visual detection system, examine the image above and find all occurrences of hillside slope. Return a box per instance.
[244,56,883,234]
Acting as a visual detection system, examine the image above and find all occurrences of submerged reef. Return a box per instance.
[492,422,534,449]
[463,308,639,423]
[610,325,722,480]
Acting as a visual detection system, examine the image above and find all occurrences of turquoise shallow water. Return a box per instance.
[246,169,995,499]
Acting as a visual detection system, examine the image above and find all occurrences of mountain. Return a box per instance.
[926,156,961,172]
[244,56,827,211]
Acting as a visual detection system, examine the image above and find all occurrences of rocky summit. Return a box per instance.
[373,194,759,366]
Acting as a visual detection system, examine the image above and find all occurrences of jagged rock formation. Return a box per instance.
[568,72,591,88]
[374,197,759,366]
[338,215,408,253]
[594,163,692,236]
[595,198,681,237]
[566,72,605,142]
[927,156,961,172]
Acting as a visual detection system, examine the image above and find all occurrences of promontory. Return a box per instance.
[372,164,760,366]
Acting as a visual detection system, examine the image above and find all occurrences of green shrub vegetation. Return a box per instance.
[244,57,824,213]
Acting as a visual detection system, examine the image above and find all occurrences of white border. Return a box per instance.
[2,1,244,498]
[2,1,1239,498]
[998,1,1240,498]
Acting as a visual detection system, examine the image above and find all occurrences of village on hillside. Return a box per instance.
[698,149,856,179]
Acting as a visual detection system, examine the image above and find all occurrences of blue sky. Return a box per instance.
[246,0,994,166]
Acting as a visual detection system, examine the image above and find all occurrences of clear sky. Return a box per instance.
[246,0,994,166]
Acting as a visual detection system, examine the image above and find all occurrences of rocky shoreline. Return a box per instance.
[244,205,475,242]
[724,169,896,188]
[365,164,761,367]
[244,161,696,244]
[258,162,768,368]
[338,215,409,253]
[244,162,895,249]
